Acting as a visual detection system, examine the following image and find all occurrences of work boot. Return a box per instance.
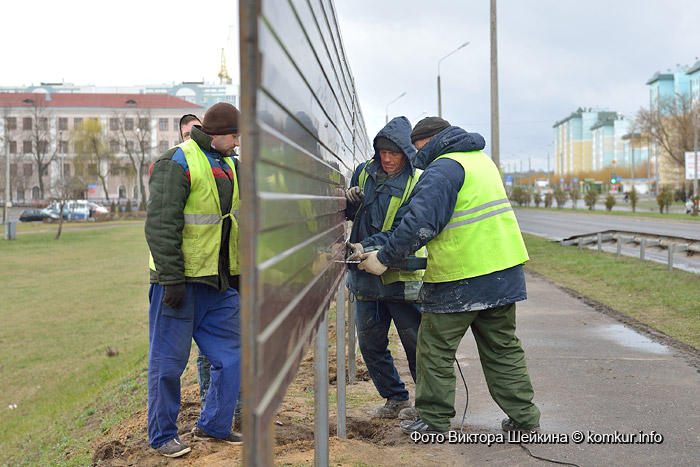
[192,426,243,445]
[398,406,420,421]
[400,418,448,435]
[155,438,191,458]
[371,399,411,419]
[501,417,541,434]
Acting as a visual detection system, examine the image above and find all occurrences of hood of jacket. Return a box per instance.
[372,116,417,175]
[413,126,486,170]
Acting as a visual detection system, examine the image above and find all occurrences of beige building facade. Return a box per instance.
[1,92,204,207]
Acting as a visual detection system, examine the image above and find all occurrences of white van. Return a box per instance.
[47,200,108,219]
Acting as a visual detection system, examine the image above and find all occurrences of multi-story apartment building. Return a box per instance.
[552,60,700,185]
[1,92,204,206]
[553,108,617,176]
[590,114,631,171]
[645,63,700,185]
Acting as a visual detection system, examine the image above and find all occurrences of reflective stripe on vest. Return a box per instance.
[149,140,240,276]
[357,160,425,284]
[423,151,528,283]
[442,198,512,231]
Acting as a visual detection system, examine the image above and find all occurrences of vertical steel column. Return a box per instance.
[348,294,356,384]
[314,316,329,467]
[640,238,647,261]
[336,285,346,438]
[489,0,500,169]
[617,239,622,258]
[597,233,602,253]
[668,243,675,271]
[239,0,275,465]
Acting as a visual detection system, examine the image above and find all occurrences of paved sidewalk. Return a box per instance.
[425,272,700,466]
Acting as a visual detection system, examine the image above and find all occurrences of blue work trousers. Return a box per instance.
[355,300,421,401]
[147,283,241,449]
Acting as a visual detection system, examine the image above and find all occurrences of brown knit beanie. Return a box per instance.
[410,116,450,143]
[201,102,239,135]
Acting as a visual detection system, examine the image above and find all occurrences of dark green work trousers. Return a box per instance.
[415,303,540,431]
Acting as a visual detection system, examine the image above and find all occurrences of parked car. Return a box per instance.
[46,200,108,219]
[44,207,70,220]
[19,209,59,222]
[86,202,110,216]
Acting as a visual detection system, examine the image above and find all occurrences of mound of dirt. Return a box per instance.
[90,319,456,466]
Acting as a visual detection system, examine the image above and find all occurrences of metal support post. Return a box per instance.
[597,233,603,253]
[314,316,329,467]
[335,284,346,438]
[668,243,675,271]
[348,294,356,383]
[616,239,622,258]
[640,238,646,261]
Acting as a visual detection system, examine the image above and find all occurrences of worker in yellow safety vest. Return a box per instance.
[145,102,243,457]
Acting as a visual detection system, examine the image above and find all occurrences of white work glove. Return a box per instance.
[358,250,388,276]
[346,242,364,261]
[346,186,365,205]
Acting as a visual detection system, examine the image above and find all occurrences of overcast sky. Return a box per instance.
[4,1,700,172]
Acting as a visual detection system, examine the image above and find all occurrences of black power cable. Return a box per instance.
[454,358,580,467]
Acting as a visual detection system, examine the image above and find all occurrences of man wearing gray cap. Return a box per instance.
[345,116,424,419]
[145,102,243,457]
[358,117,540,436]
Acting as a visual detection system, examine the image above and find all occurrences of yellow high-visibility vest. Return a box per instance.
[149,139,240,277]
[358,160,425,284]
[424,151,528,283]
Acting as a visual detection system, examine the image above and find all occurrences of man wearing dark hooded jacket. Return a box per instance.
[345,116,424,419]
[358,117,541,435]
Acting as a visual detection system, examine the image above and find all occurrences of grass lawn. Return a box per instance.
[0,223,150,465]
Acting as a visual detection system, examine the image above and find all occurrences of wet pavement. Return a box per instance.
[420,272,700,466]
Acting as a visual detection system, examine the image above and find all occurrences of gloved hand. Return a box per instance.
[345,186,365,205]
[358,250,388,276]
[346,242,364,261]
[162,283,186,309]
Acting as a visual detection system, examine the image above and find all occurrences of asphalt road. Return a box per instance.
[514,209,700,241]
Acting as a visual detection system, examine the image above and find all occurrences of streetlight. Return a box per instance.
[2,134,10,235]
[437,41,469,117]
[414,110,428,122]
[385,92,407,124]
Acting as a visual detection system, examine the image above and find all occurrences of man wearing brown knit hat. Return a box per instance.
[359,116,540,436]
[145,102,243,457]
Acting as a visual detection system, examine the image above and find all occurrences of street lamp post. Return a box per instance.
[3,134,9,232]
[693,98,698,214]
[437,41,469,118]
[414,110,428,122]
[385,92,407,124]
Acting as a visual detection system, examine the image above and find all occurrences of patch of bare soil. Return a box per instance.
[90,316,458,466]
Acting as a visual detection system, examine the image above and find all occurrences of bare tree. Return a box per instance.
[48,174,83,240]
[2,107,14,222]
[72,118,115,202]
[636,93,695,173]
[113,110,152,210]
[24,99,57,199]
